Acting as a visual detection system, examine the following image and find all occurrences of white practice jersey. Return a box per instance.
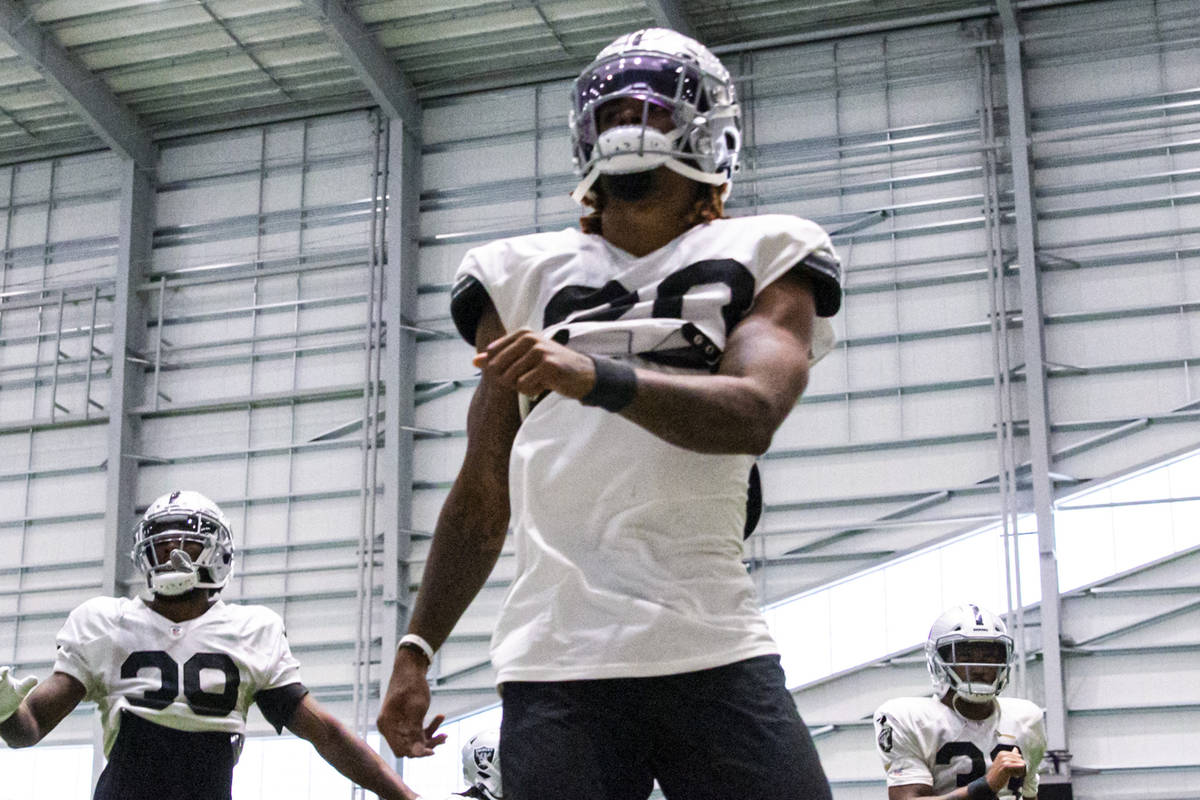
[452,215,841,683]
[54,596,302,755]
[873,696,1047,798]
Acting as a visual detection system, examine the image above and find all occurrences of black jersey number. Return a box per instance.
[542,258,755,336]
[935,741,1024,794]
[121,650,240,716]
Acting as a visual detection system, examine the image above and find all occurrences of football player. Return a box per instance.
[378,27,839,800]
[873,604,1047,799]
[0,490,423,800]
[455,729,502,799]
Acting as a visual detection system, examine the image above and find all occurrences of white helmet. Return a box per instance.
[569,28,742,203]
[462,729,502,799]
[131,490,234,596]
[926,603,1015,703]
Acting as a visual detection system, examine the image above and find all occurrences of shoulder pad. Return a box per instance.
[450,275,490,345]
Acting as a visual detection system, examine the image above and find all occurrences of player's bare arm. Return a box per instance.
[474,270,817,455]
[378,299,520,758]
[286,694,421,800]
[887,748,1028,800]
[0,670,85,748]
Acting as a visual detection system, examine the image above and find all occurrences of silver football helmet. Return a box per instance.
[462,728,502,799]
[569,28,742,203]
[926,603,1015,703]
[131,490,235,596]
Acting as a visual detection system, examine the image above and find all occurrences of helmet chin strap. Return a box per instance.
[150,549,200,597]
[954,686,998,704]
[571,125,729,204]
[949,666,1002,704]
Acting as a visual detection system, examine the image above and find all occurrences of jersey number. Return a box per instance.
[542,258,756,336]
[121,650,240,716]
[935,742,1023,794]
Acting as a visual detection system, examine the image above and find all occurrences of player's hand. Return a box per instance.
[473,328,596,400]
[377,650,447,758]
[0,666,38,722]
[985,747,1027,792]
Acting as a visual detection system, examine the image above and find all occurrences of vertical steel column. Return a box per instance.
[380,115,421,751]
[532,85,541,231]
[100,157,154,790]
[49,290,66,418]
[237,127,270,600]
[102,158,154,596]
[977,29,1027,697]
[354,112,387,760]
[283,120,311,614]
[84,284,101,418]
[996,0,1071,779]
[150,276,165,411]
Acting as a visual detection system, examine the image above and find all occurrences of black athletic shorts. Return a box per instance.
[499,654,833,800]
[93,711,239,800]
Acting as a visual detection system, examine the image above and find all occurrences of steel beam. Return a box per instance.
[101,159,152,598]
[0,0,155,170]
[299,0,422,129]
[379,114,422,745]
[997,0,1071,776]
[644,0,696,38]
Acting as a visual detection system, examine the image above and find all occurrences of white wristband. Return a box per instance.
[398,633,434,663]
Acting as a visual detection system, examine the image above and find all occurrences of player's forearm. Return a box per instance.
[407,478,508,650]
[619,367,802,455]
[313,725,420,800]
[0,704,42,748]
[407,370,516,650]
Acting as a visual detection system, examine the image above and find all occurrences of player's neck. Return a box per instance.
[943,691,996,721]
[599,169,702,257]
[148,589,216,623]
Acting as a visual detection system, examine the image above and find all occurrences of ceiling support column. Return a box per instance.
[379,114,422,768]
[997,1,1072,792]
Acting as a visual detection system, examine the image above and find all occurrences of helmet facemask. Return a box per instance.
[569,30,742,205]
[930,635,1013,703]
[131,493,234,597]
[925,603,1015,704]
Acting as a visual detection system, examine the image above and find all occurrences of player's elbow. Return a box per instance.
[738,388,794,456]
[739,423,775,456]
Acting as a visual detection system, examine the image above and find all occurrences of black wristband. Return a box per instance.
[966,777,998,800]
[579,355,637,412]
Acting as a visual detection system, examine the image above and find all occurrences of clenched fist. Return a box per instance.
[473,329,597,400]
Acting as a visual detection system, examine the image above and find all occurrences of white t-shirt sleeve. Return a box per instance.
[257,610,302,690]
[52,599,112,699]
[743,216,841,362]
[454,236,542,337]
[874,703,934,788]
